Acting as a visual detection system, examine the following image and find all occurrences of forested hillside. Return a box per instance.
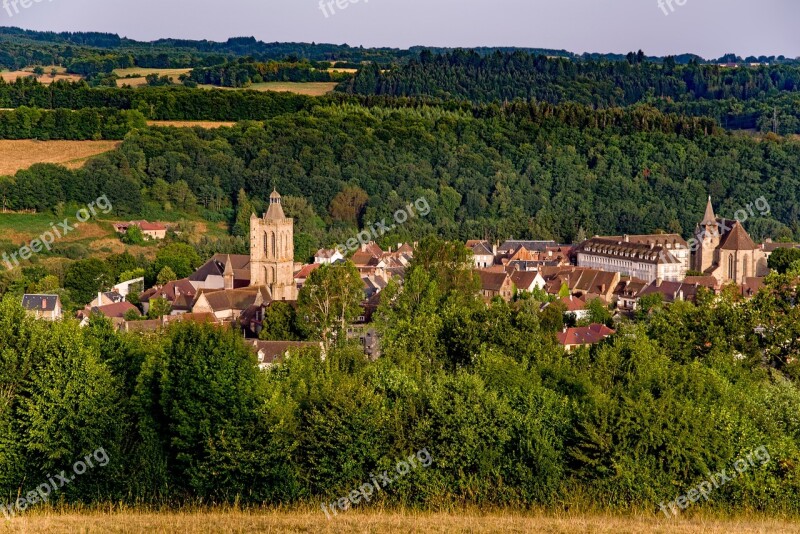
[340,51,800,133]
[1,101,797,250]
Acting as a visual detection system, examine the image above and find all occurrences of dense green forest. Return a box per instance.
[1,101,796,250]
[2,240,800,512]
[341,51,800,133]
[187,59,351,88]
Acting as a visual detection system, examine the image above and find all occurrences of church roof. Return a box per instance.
[265,190,286,220]
[719,221,757,251]
[701,196,717,226]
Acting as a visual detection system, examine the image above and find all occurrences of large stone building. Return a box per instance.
[576,234,689,283]
[249,190,298,301]
[693,197,769,285]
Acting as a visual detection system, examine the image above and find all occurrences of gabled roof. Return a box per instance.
[315,248,341,259]
[189,254,251,283]
[294,263,321,279]
[560,295,587,312]
[196,287,270,313]
[556,324,615,346]
[740,277,765,298]
[22,294,60,312]
[477,270,511,292]
[719,221,757,251]
[499,240,558,253]
[469,241,494,256]
[639,280,701,304]
[91,301,139,319]
[140,278,197,303]
[352,250,381,267]
[510,270,541,290]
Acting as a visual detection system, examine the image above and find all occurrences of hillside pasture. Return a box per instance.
[146,120,237,129]
[0,140,120,176]
[198,81,338,96]
[0,70,82,84]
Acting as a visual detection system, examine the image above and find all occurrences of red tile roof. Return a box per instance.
[557,324,615,347]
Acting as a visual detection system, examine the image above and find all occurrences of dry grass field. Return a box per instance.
[2,509,799,534]
[113,68,192,78]
[113,68,193,88]
[0,140,120,175]
[0,71,82,84]
[146,120,237,129]
[199,81,338,96]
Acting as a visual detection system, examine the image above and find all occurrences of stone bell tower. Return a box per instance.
[694,196,720,274]
[250,190,297,301]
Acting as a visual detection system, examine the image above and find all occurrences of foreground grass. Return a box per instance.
[2,509,799,533]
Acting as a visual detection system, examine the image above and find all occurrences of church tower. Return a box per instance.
[694,196,720,273]
[250,190,297,301]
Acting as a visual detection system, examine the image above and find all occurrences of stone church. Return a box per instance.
[190,190,297,320]
[693,197,769,285]
[249,190,297,301]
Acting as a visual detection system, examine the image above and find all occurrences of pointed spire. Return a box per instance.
[223,255,234,276]
[701,196,716,226]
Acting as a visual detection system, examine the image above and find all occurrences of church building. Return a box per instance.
[693,197,769,285]
[249,190,298,301]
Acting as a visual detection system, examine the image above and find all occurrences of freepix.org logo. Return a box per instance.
[3,0,54,18]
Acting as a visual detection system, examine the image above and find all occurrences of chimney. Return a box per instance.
[98,292,103,306]
[656,278,663,288]
[492,243,498,256]
[42,298,47,309]
[678,290,684,301]
[623,234,629,242]
[601,284,606,293]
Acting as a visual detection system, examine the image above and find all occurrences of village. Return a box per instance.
[16,193,799,362]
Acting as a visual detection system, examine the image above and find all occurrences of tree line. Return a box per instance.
[1,239,800,512]
[339,50,800,133]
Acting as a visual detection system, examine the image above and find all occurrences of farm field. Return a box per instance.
[198,81,338,96]
[146,120,237,128]
[113,68,193,87]
[2,510,800,534]
[0,140,120,175]
[0,70,82,84]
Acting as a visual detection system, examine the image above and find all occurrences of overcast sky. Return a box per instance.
[4,0,799,58]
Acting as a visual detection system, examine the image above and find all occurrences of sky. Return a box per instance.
[3,0,799,59]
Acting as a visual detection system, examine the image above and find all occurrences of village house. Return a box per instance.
[139,278,198,314]
[78,301,140,327]
[509,270,546,294]
[477,270,515,302]
[541,267,620,304]
[560,295,590,321]
[466,240,496,268]
[557,324,615,351]
[88,290,125,309]
[21,294,62,321]
[113,220,168,240]
[249,340,324,370]
[314,248,344,264]
[191,286,271,321]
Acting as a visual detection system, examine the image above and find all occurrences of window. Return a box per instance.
[728,255,734,280]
